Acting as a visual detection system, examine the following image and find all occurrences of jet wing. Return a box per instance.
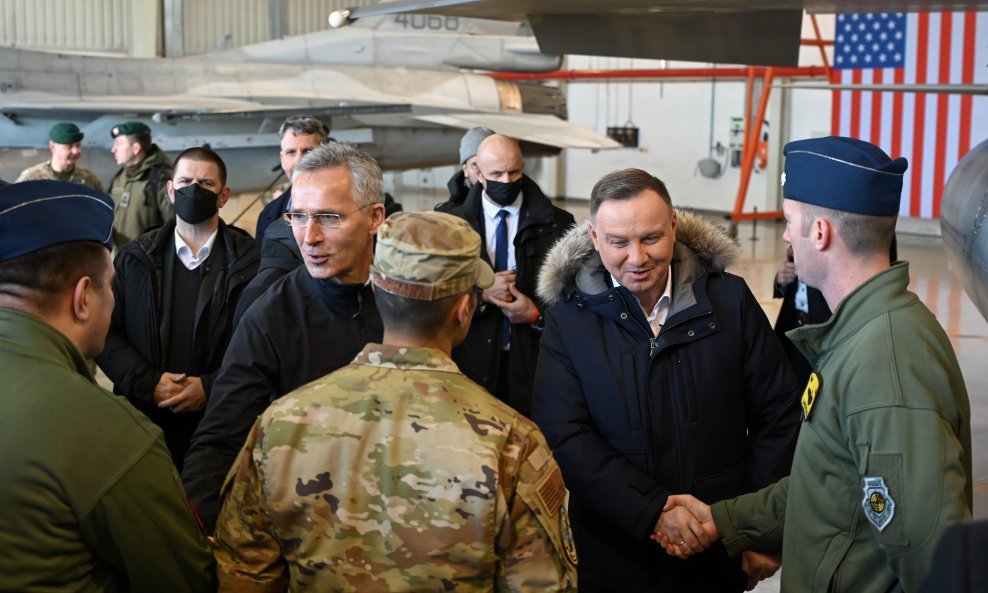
[335,0,979,67]
[336,0,986,22]
[0,48,617,152]
[415,113,620,149]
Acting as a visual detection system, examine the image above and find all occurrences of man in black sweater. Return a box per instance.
[182,142,386,531]
[97,146,260,471]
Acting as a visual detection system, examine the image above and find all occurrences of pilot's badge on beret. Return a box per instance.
[801,372,821,421]
[862,476,896,531]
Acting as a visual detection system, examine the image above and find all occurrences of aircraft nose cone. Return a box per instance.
[941,138,988,323]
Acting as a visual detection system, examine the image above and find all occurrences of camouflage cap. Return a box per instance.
[371,211,494,301]
[49,122,84,144]
[110,121,151,138]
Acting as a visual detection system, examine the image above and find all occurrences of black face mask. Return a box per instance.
[174,184,220,224]
[482,177,523,207]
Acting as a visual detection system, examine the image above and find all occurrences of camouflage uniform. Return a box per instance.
[16,161,104,192]
[215,343,578,593]
[108,145,174,246]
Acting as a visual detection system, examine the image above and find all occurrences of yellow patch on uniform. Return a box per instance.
[801,371,821,421]
[869,491,886,513]
[559,505,578,566]
[536,467,566,518]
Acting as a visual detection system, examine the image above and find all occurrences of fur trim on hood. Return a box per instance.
[537,209,740,307]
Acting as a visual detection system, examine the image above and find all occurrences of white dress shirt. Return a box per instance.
[613,265,674,337]
[481,191,523,270]
[175,228,218,271]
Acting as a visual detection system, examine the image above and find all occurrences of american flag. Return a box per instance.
[831,11,988,219]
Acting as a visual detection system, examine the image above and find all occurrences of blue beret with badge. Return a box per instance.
[0,180,114,262]
[782,136,908,216]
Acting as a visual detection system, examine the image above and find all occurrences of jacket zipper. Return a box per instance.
[611,293,658,477]
[628,300,712,489]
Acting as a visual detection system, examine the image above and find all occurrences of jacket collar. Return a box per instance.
[134,144,170,175]
[537,210,740,309]
[447,169,467,198]
[306,274,375,318]
[352,343,461,374]
[138,217,254,267]
[0,308,93,381]
[788,262,915,366]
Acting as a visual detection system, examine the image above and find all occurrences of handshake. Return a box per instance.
[651,494,718,559]
[652,495,780,591]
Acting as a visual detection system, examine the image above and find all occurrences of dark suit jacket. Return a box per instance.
[443,177,574,416]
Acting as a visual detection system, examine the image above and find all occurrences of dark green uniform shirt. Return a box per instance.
[109,145,174,247]
[0,308,215,592]
[711,263,972,593]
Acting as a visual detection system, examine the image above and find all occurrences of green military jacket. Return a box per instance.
[0,308,215,593]
[711,263,972,593]
[16,160,104,191]
[215,344,578,593]
[109,145,174,246]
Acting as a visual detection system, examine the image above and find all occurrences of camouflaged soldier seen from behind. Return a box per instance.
[215,211,578,593]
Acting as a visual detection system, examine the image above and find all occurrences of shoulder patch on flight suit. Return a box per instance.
[801,371,821,421]
[862,476,896,531]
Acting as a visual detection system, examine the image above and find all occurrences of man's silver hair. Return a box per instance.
[292,142,384,208]
[279,115,328,143]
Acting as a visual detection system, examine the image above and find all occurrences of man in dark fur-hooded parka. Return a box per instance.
[532,169,801,593]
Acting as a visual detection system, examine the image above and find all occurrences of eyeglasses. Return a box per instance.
[284,205,368,230]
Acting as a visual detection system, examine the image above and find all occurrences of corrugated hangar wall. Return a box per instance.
[181,0,269,54]
[0,0,380,55]
[181,0,380,54]
[0,0,131,52]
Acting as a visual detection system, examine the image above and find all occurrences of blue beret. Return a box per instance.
[0,181,114,262]
[782,136,908,216]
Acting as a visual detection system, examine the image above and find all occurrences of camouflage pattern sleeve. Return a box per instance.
[497,427,578,592]
[14,162,46,183]
[214,422,289,593]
